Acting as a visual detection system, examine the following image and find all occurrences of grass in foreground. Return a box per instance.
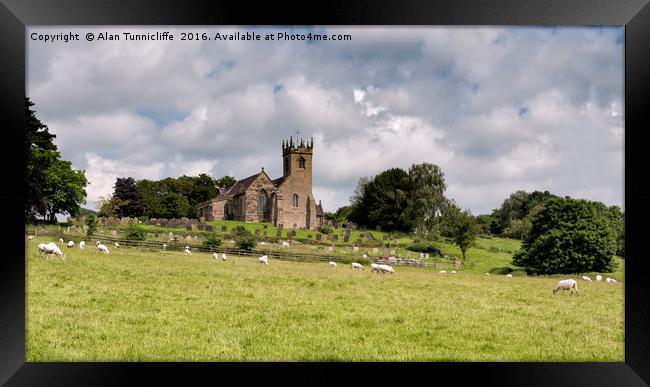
[26,237,623,361]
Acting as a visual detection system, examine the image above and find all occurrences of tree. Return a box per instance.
[404,163,447,239]
[126,224,147,241]
[85,215,98,237]
[512,197,618,275]
[40,155,89,222]
[113,177,145,217]
[215,176,237,191]
[444,204,480,261]
[97,194,128,218]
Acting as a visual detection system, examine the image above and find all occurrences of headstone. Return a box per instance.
[277,229,283,237]
[332,234,339,242]
[110,230,117,236]
[186,225,192,231]
[372,248,379,253]
[222,226,227,232]
[185,235,192,241]
[169,232,174,238]
[255,230,261,237]
[206,225,214,232]
[198,224,205,231]
[390,249,396,255]
[264,224,268,229]
[194,235,198,240]
[419,252,425,258]
[199,216,205,223]
[263,230,267,237]
[316,234,322,241]
[353,246,359,252]
[327,246,334,252]
[83,225,88,232]
[425,253,430,258]
[343,235,350,243]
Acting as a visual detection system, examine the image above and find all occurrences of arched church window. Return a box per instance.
[258,190,268,212]
[298,156,306,169]
[293,193,299,208]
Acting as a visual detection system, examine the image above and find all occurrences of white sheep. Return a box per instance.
[96,243,110,254]
[582,275,592,282]
[486,273,490,276]
[378,264,395,274]
[42,242,65,259]
[162,244,167,250]
[351,262,364,270]
[259,255,269,265]
[28,235,34,241]
[606,277,618,283]
[505,274,513,278]
[596,274,603,281]
[439,270,447,274]
[67,241,74,248]
[212,252,219,261]
[184,248,192,256]
[79,241,85,249]
[371,263,380,273]
[329,261,337,267]
[553,279,579,295]
[450,270,456,274]
[58,238,64,244]
[221,253,227,261]
[37,242,48,256]
[113,242,120,248]
[282,241,290,247]
[362,254,368,259]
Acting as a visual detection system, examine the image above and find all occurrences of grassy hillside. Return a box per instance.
[26,236,624,361]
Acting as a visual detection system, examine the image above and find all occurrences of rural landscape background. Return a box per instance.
[25,26,624,361]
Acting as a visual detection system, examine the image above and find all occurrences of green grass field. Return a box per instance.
[26,236,624,361]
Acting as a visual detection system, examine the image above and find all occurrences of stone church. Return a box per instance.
[196,137,324,229]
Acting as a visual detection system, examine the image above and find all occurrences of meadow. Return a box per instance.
[26,236,624,361]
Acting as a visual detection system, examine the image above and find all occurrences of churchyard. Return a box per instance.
[25,228,624,361]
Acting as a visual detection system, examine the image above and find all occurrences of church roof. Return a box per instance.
[224,172,264,197]
[272,175,288,187]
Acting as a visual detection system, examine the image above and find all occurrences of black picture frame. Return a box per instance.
[1,0,649,385]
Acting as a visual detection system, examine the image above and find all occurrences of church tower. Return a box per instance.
[282,136,313,183]
[276,136,316,229]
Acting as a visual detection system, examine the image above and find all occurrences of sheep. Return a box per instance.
[351,262,364,270]
[582,275,592,282]
[371,263,380,273]
[162,244,167,250]
[329,261,337,267]
[553,279,579,295]
[221,253,227,261]
[606,277,618,283]
[596,274,603,282]
[96,243,110,254]
[42,242,65,259]
[113,242,120,248]
[505,274,513,278]
[58,238,64,244]
[450,270,456,274]
[184,248,192,256]
[37,242,49,256]
[67,241,74,248]
[79,241,85,249]
[439,270,447,274]
[362,254,368,259]
[378,264,395,274]
[258,255,269,265]
[212,252,219,261]
[486,273,490,276]
[28,235,34,241]
[282,241,290,247]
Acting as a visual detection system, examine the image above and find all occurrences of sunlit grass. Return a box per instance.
[26,236,623,361]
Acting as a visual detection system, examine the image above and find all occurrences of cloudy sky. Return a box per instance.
[27,26,624,216]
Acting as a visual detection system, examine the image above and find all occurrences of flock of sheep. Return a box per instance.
[28,235,620,295]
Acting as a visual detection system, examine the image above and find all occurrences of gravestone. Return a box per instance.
[205,225,214,232]
[419,252,425,258]
[316,234,322,241]
[186,225,193,231]
[327,246,334,252]
[185,235,192,241]
[198,224,205,231]
[199,216,205,223]
[168,232,174,238]
[110,230,117,236]
[82,225,88,233]
[343,235,350,243]
[263,230,267,237]
[255,230,261,237]
[332,234,338,242]
[390,249,396,255]
[353,246,359,252]
[222,226,227,232]
[372,248,379,253]
[425,253,430,258]
[263,224,268,229]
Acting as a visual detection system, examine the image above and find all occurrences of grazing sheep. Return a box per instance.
[582,275,592,282]
[259,255,269,265]
[28,235,34,241]
[282,241,290,247]
[371,263,380,273]
[184,248,192,256]
[329,261,337,267]
[162,244,167,250]
[439,270,447,274]
[58,238,64,244]
[221,253,227,261]
[41,242,65,259]
[351,262,364,270]
[67,241,74,248]
[486,273,490,276]
[378,264,395,274]
[596,274,603,282]
[450,270,456,274]
[606,277,618,283]
[79,241,85,249]
[212,252,219,261]
[553,279,579,295]
[362,254,368,259]
[113,242,120,248]
[96,243,110,254]
[505,274,513,278]
[37,242,48,256]
[185,245,190,250]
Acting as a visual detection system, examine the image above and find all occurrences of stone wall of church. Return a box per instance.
[243,178,276,223]
[197,198,228,221]
[276,173,317,229]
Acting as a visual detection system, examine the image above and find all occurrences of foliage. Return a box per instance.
[235,233,257,250]
[490,190,558,235]
[76,207,98,217]
[203,233,223,247]
[113,177,145,217]
[231,225,249,238]
[85,215,98,237]
[405,242,442,255]
[512,197,618,274]
[215,176,237,191]
[443,203,480,261]
[97,195,129,218]
[319,226,333,234]
[404,163,447,238]
[125,224,147,241]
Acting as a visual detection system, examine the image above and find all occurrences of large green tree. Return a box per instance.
[41,157,89,222]
[443,203,480,261]
[113,177,145,217]
[512,197,618,275]
[404,163,447,239]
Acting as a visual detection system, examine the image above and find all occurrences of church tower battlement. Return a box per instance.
[282,136,313,180]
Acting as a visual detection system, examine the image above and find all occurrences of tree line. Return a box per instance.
[98,175,237,219]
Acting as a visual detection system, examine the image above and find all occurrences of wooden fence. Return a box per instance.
[27,231,457,270]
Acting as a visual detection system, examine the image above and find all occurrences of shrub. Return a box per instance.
[232,225,248,238]
[85,215,98,237]
[126,224,147,241]
[320,226,333,234]
[405,242,442,256]
[235,234,256,250]
[203,233,222,248]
